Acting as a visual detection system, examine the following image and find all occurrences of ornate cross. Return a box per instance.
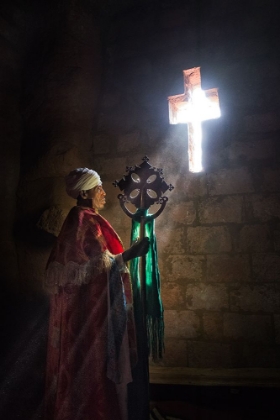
[113,155,173,327]
[113,156,174,221]
[168,67,220,172]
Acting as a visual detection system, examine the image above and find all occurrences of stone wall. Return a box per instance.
[15,0,102,294]
[0,1,26,292]
[93,0,280,369]
[0,0,103,296]
[1,0,279,373]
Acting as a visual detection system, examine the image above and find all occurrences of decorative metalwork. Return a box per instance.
[113,156,174,220]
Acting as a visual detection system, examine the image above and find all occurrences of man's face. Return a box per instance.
[87,184,106,211]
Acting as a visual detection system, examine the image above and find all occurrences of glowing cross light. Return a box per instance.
[168,67,221,172]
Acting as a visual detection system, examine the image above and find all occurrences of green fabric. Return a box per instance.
[129,209,164,360]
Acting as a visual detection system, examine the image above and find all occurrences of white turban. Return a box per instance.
[65,168,101,199]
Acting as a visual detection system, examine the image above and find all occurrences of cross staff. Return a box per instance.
[114,156,173,420]
[114,156,173,419]
[113,156,173,324]
[168,67,221,172]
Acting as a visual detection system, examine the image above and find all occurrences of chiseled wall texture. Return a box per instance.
[0,0,25,292]
[1,0,280,373]
[0,0,102,295]
[94,0,280,369]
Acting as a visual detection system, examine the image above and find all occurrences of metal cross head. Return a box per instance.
[113,156,174,220]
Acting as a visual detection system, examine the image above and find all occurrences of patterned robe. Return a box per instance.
[44,206,137,420]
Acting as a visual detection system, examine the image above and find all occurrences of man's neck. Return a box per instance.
[77,197,97,211]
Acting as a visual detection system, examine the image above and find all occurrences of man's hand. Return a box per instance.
[122,237,150,262]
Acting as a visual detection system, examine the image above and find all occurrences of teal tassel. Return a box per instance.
[130,209,164,361]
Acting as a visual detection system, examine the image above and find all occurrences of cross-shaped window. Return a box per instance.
[168,67,221,172]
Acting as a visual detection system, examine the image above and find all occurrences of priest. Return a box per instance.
[44,167,149,420]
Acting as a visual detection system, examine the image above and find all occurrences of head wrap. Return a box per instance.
[65,168,101,199]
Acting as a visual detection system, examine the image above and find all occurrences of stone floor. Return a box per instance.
[150,384,280,420]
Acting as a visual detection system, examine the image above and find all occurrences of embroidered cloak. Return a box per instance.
[44,206,137,420]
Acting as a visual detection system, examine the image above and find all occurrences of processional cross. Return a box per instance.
[168,67,221,172]
[114,156,173,305]
[114,156,173,222]
[114,156,173,420]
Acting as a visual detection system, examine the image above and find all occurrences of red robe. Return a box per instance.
[44,206,137,420]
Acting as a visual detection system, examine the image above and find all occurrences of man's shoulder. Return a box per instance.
[68,206,100,224]
[59,207,100,239]
[68,206,96,216]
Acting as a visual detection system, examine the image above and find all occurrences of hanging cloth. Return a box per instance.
[129,209,164,360]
